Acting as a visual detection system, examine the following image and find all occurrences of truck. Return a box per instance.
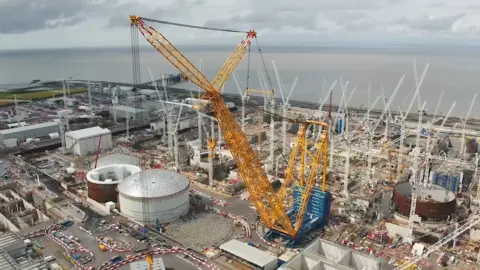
[43,256,55,262]
[60,220,73,227]
[110,256,122,264]
[24,239,32,247]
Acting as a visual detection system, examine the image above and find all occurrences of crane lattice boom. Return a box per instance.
[130,15,328,237]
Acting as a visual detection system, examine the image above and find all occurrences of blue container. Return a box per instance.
[337,119,343,134]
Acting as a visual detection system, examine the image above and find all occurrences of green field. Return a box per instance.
[0,88,87,102]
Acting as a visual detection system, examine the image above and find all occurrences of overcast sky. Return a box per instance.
[2,0,480,50]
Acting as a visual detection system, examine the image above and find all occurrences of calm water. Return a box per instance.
[1,45,479,117]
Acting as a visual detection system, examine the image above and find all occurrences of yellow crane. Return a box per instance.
[130,15,329,245]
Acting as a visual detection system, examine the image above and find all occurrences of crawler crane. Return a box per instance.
[130,16,331,247]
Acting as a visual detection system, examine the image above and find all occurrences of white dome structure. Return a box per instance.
[117,169,190,224]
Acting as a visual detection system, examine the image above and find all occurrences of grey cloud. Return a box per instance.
[0,0,114,34]
[407,14,466,31]
[106,0,206,28]
[205,11,318,32]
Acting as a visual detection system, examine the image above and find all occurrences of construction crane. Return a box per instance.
[396,213,480,270]
[130,15,330,241]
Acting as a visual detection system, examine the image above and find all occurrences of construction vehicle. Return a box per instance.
[130,15,331,249]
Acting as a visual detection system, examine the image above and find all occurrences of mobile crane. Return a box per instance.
[130,15,331,249]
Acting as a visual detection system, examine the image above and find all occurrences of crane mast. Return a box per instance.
[130,15,329,238]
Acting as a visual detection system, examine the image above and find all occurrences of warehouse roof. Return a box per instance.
[65,126,111,140]
[220,239,277,267]
[0,122,58,136]
[114,105,148,113]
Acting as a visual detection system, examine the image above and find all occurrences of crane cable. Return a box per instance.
[139,17,326,184]
[140,17,247,33]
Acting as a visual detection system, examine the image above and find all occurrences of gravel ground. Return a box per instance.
[165,212,234,249]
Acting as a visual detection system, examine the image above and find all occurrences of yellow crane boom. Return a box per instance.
[130,15,329,237]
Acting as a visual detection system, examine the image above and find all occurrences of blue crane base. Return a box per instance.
[265,188,332,248]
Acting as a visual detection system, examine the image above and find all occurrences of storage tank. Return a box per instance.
[86,164,141,203]
[90,154,140,169]
[117,169,190,224]
[392,182,456,222]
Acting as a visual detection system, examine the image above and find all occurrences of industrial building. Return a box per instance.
[46,97,78,107]
[86,164,142,203]
[117,169,190,224]
[90,154,140,169]
[111,105,149,121]
[219,239,278,270]
[280,238,389,270]
[65,126,113,156]
[0,122,59,143]
[0,232,48,270]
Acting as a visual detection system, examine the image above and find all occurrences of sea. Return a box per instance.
[1,45,480,117]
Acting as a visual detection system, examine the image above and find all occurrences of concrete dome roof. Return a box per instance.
[117,169,189,199]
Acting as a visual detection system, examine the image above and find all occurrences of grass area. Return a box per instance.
[0,88,87,101]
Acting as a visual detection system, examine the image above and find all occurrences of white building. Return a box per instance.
[0,122,59,143]
[65,126,112,156]
[220,239,278,270]
[111,105,149,121]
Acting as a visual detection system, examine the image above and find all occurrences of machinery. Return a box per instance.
[130,15,331,251]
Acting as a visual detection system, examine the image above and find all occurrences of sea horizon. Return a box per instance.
[1,44,480,117]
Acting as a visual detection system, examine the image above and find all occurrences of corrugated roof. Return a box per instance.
[0,232,21,249]
[65,126,111,140]
[220,239,277,267]
[0,122,58,135]
[117,169,189,198]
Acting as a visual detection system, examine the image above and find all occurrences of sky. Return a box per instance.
[1,0,480,50]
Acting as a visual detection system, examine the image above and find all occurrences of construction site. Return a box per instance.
[0,15,480,270]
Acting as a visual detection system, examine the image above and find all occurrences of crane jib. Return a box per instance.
[131,16,330,238]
